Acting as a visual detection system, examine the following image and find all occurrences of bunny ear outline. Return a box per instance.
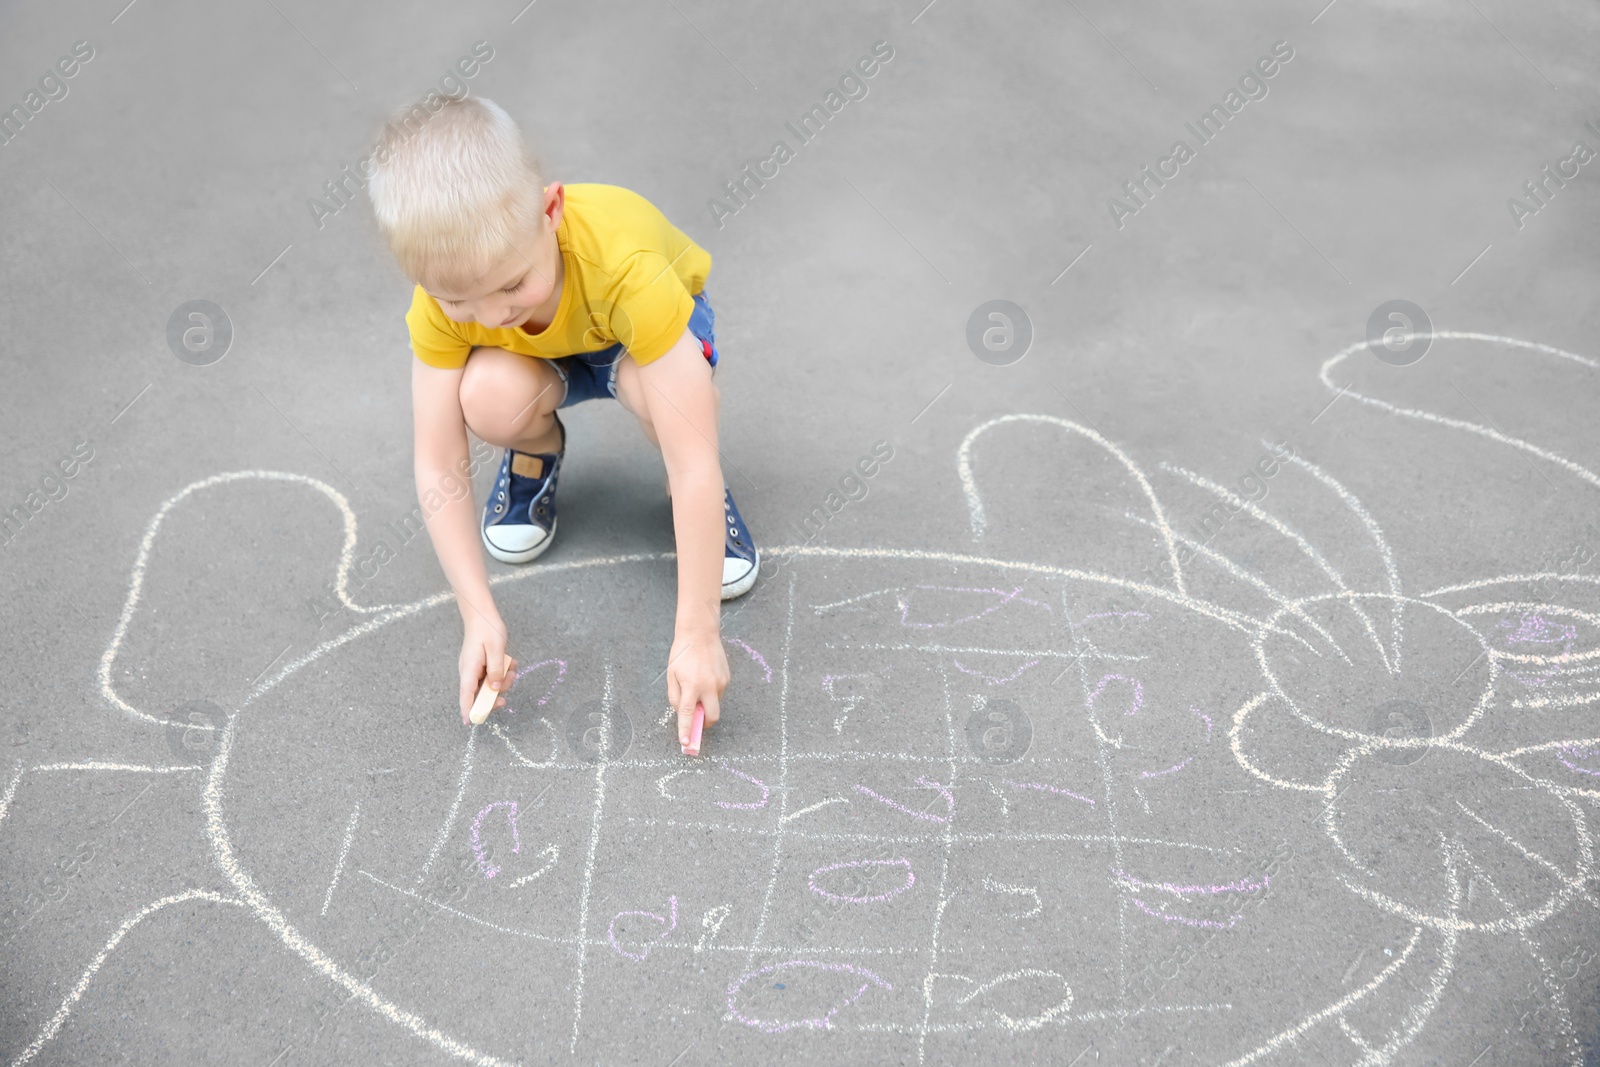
[959,413,1190,596]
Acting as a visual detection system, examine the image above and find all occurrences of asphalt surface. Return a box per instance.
[3,0,1600,1064]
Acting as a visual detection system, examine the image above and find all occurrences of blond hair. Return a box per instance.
[367,95,545,293]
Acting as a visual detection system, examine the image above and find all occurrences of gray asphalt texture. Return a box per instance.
[3,0,1600,1064]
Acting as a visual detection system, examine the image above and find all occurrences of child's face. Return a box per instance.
[424,185,563,329]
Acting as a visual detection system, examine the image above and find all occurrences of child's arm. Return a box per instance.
[412,358,516,723]
[636,330,732,749]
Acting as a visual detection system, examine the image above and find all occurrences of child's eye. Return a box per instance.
[501,281,523,294]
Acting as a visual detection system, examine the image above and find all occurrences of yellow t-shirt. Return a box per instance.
[404,183,712,370]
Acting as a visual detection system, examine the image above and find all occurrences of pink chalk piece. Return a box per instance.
[684,703,705,757]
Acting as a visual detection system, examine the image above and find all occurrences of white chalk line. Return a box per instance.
[1062,597,1133,1010]
[959,414,1188,596]
[781,797,849,823]
[569,659,614,1055]
[203,709,517,1067]
[1320,331,1600,495]
[853,1001,1228,1034]
[915,661,959,1066]
[622,817,1238,854]
[321,802,361,916]
[8,889,248,1067]
[1279,448,1403,670]
[1122,511,1346,661]
[1162,461,1393,673]
[490,719,560,767]
[1219,926,1423,1066]
[1455,851,1583,1066]
[417,727,477,887]
[1253,592,1498,746]
[738,572,797,993]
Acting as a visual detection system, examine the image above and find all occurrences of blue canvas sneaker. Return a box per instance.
[722,484,758,600]
[481,414,565,565]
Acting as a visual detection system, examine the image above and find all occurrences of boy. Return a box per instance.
[366,95,757,753]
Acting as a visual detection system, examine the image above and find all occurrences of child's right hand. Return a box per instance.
[459,616,517,725]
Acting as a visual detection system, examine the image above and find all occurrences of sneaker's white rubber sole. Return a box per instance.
[482,516,557,565]
[721,548,759,600]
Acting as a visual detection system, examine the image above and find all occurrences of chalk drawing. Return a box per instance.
[726,960,893,1033]
[608,895,678,961]
[7,328,1592,1064]
[510,844,559,888]
[469,801,521,878]
[808,859,916,904]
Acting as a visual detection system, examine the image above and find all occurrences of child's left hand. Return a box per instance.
[666,626,729,753]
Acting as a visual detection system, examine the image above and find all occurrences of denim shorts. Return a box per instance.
[552,289,719,409]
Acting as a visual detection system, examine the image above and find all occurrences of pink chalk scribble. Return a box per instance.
[852,776,954,823]
[952,658,1040,686]
[1557,744,1600,777]
[1130,897,1243,929]
[607,895,678,961]
[1192,706,1214,743]
[507,659,567,713]
[1139,758,1192,780]
[726,960,893,1033]
[1089,673,1144,717]
[470,801,522,879]
[714,764,772,810]
[1001,780,1096,806]
[897,585,1052,629]
[808,859,915,904]
[723,637,773,683]
[1110,867,1270,896]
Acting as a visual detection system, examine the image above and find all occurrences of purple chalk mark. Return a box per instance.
[714,764,772,810]
[1089,673,1144,717]
[952,657,1040,686]
[1192,706,1214,743]
[1131,896,1243,929]
[808,859,916,904]
[726,960,893,1033]
[607,895,679,961]
[897,584,1052,629]
[852,776,954,823]
[470,801,522,879]
[723,637,773,683]
[1498,612,1578,649]
[1558,744,1600,777]
[1111,866,1269,897]
[507,658,567,713]
[1001,779,1096,806]
[1140,757,1193,780]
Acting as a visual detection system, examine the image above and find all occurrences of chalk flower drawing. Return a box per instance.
[5,330,1598,1065]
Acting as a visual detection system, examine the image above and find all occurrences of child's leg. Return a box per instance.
[612,355,721,498]
[458,346,566,453]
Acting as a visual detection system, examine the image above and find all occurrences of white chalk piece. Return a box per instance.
[469,654,513,725]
